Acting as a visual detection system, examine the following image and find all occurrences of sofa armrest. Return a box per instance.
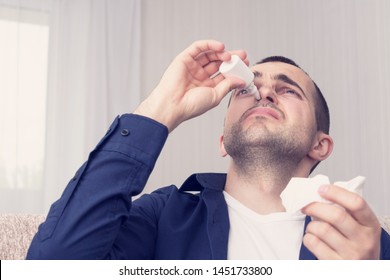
[0,214,45,260]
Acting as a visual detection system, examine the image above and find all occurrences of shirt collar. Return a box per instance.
[179,173,317,260]
[179,173,227,192]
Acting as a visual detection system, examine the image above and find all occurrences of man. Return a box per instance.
[27,40,390,259]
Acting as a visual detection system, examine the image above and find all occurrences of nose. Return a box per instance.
[257,85,277,104]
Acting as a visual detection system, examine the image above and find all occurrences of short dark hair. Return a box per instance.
[256,56,330,135]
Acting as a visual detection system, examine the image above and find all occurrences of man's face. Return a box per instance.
[221,61,318,159]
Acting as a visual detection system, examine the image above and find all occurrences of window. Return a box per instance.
[0,6,49,190]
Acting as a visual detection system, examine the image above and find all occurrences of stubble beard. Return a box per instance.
[223,118,315,179]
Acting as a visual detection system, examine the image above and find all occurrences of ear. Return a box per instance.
[219,134,228,157]
[308,132,334,161]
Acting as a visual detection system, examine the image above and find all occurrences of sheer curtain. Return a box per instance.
[141,0,390,216]
[43,0,141,214]
[2,0,389,217]
[0,0,141,214]
[0,0,50,213]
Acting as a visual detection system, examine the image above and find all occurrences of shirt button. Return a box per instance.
[121,129,130,136]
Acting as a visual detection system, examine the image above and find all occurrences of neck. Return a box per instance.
[224,149,307,215]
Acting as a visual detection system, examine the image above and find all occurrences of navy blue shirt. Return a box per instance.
[26,114,390,259]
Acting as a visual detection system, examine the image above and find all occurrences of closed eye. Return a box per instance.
[279,88,302,99]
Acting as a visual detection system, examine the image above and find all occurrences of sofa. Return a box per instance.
[0,214,45,260]
[1,213,390,260]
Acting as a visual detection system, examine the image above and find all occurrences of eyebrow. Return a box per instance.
[253,71,308,99]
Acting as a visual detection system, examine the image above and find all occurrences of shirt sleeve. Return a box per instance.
[26,114,169,259]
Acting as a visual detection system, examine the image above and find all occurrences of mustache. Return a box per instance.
[239,102,285,123]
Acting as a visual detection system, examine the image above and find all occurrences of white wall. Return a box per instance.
[140,0,390,215]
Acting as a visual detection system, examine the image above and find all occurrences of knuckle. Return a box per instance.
[332,208,348,224]
[211,92,221,107]
[350,194,366,211]
[303,233,319,248]
[318,222,332,236]
[309,221,333,237]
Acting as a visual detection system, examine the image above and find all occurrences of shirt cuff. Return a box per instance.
[96,114,169,168]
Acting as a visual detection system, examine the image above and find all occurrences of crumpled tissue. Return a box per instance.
[280,174,365,213]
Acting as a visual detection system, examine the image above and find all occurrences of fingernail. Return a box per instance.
[318,185,329,194]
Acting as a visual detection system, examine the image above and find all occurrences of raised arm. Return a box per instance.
[27,40,246,259]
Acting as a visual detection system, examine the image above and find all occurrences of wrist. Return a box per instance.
[133,96,178,133]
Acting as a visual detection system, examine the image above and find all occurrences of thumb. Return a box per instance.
[213,77,245,103]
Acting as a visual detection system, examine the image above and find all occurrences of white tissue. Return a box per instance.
[280,175,365,213]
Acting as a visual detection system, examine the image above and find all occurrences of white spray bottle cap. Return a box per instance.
[219,55,260,100]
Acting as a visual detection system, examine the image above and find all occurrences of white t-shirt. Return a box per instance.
[223,191,305,260]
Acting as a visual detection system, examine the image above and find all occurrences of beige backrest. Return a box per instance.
[0,214,45,260]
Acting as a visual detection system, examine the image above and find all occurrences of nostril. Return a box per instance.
[266,96,275,103]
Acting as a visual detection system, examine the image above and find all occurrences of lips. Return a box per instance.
[242,105,282,121]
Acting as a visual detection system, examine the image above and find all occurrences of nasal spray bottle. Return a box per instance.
[219,55,260,100]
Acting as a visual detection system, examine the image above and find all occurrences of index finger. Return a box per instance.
[197,49,248,68]
[318,184,379,227]
[184,40,228,60]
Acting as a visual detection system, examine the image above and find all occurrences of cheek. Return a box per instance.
[287,104,316,128]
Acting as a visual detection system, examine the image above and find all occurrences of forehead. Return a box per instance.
[250,62,316,99]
